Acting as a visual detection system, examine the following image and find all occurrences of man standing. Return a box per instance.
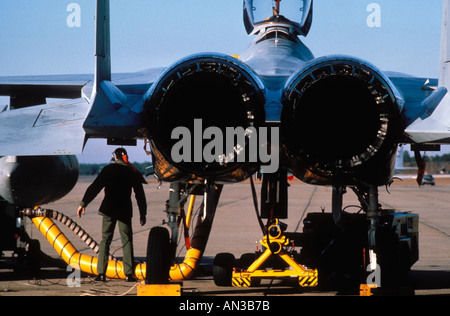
[77,148,147,282]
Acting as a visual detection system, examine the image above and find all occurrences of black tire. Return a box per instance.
[237,253,256,270]
[237,253,261,287]
[213,253,235,286]
[146,227,171,284]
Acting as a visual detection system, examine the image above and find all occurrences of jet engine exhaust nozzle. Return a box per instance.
[143,54,266,182]
[281,57,402,184]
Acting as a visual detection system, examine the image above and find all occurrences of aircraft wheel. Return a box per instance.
[146,227,171,284]
[213,253,235,286]
[237,253,256,270]
[237,253,261,286]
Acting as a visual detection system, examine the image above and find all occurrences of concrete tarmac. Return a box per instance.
[1,176,450,296]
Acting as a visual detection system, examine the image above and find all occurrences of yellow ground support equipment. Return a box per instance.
[137,282,182,296]
[359,283,378,296]
[231,219,318,288]
[24,207,205,282]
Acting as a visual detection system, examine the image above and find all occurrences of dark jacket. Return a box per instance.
[80,161,147,221]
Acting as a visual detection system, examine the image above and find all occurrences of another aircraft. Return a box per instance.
[1,0,449,293]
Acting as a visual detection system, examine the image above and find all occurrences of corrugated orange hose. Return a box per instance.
[169,248,202,280]
[31,216,202,281]
[32,216,146,280]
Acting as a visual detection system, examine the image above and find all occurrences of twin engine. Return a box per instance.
[0,55,403,208]
[143,54,403,186]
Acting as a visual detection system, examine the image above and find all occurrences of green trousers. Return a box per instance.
[97,214,134,276]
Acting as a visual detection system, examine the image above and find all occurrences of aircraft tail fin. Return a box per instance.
[92,0,111,99]
[439,0,450,89]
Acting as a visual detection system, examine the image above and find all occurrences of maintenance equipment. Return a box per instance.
[299,210,419,294]
[224,219,318,288]
[0,201,41,276]
[213,170,318,288]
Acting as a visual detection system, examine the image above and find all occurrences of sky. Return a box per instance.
[0,0,445,163]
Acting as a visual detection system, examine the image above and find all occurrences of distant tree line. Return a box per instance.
[79,162,153,176]
[80,153,450,175]
[403,151,450,163]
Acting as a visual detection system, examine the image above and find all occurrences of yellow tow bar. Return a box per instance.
[232,219,318,288]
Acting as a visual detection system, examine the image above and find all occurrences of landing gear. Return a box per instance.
[145,227,171,284]
[145,181,223,283]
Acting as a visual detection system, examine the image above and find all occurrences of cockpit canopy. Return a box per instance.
[243,0,313,36]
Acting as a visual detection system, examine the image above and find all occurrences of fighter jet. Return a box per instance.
[0,0,449,293]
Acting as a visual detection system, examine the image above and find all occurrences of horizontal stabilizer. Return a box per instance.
[0,74,91,90]
[405,91,450,143]
[0,75,91,109]
[404,0,450,144]
[0,99,91,156]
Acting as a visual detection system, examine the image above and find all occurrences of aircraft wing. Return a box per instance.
[0,98,91,156]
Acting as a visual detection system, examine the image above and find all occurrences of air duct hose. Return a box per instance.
[31,216,146,280]
[25,207,211,281]
[169,248,202,280]
[23,208,116,261]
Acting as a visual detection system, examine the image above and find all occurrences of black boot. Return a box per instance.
[125,274,136,282]
[95,274,106,282]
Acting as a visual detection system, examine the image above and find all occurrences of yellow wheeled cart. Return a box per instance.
[231,219,318,288]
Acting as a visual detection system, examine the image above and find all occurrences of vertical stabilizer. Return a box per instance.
[92,0,111,99]
[439,0,450,89]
